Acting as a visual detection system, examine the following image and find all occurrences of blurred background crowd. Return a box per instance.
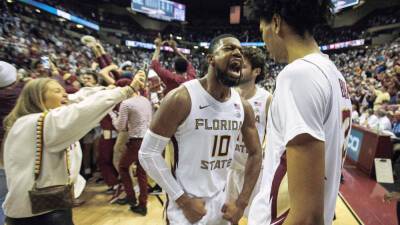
[0,0,400,223]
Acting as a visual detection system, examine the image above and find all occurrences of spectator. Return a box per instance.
[376,108,392,132]
[110,71,152,215]
[366,109,379,128]
[373,85,391,110]
[80,69,98,87]
[150,35,196,94]
[2,74,144,225]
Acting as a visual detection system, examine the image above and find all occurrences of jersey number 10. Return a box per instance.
[212,135,231,157]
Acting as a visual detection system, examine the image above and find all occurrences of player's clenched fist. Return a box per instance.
[176,194,207,223]
[221,201,245,225]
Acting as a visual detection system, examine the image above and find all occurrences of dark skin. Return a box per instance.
[260,15,325,225]
[149,37,262,224]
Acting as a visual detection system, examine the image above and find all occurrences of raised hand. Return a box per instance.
[168,39,177,49]
[154,33,163,47]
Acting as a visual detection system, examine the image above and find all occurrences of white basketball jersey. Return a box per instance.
[248,53,352,225]
[173,79,245,198]
[231,87,271,170]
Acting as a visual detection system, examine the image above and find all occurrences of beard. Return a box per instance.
[215,65,242,87]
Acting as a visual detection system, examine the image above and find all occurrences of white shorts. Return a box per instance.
[166,190,229,225]
[226,168,261,217]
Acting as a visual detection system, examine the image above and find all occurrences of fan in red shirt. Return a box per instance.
[150,35,196,94]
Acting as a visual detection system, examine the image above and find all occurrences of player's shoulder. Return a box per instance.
[163,85,191,106]
[280,58,315,80]
[256,86,271,98]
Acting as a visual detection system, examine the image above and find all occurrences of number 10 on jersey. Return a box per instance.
[212,135,231,157]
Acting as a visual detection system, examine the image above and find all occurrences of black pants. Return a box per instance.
[5,209,74,225]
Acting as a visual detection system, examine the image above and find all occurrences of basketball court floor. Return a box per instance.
[73,183,361,225]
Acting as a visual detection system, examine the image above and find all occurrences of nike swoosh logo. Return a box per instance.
[199,105,210,109]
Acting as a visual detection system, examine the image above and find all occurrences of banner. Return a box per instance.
[347,129,364,162]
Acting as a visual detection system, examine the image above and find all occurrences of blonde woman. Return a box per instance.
[2,73,144,225]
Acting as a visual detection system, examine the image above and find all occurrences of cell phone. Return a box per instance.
[143,63,149,85]
[41,56,50,69]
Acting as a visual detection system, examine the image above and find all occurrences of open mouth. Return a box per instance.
[228,58,242,77]
[61,98,69,105]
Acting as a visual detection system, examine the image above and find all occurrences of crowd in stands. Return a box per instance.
[0,1,400,221]
[336,40,400,137]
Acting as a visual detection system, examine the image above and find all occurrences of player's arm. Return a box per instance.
[138,86,207,223]
[238,100,263,208]
[222,100,262,224]
[139,87,189,199]
[279,68,327,225]
[283,134,325,225]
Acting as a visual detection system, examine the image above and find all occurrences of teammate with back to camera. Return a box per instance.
[246,0,352,225]
[139,34,263,225]
[227,46,272,218]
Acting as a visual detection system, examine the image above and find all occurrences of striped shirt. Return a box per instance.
[111,95,152,138]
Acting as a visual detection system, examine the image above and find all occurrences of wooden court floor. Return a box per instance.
[73,182,362,225]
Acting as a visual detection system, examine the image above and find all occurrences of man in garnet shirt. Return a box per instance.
[150,36,196,94]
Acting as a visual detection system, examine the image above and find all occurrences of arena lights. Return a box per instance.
[319,39,365,51]
[7,0,13,3]
[193,46,199,49]
[198,39,366,50]
[125,40,191,54]
[18,0,100,31]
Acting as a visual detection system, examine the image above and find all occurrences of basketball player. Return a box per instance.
[226,47,272,216]
[139,34,262,225]
[246,0,352,225]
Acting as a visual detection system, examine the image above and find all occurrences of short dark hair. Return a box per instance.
[84,70,98,83]
[208,34,238,54]
[31,59,42,70]
[246,0,333,37]
[174,57,188,74]
[242,47,266,83]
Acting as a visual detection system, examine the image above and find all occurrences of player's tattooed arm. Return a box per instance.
[222,99,262,224]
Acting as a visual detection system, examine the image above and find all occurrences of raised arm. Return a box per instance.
[169,39,188,62]
[99,64,118,85]
[222,99,262,224]
[152,34,163,61]
[44,73,145,152]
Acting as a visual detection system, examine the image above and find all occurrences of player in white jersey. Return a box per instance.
[227,47,272,216]
[246,1,352,225]
[139,34,262,225]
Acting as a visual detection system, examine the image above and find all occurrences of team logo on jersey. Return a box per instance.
[195,119,242,131]
[199,105,210,109]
